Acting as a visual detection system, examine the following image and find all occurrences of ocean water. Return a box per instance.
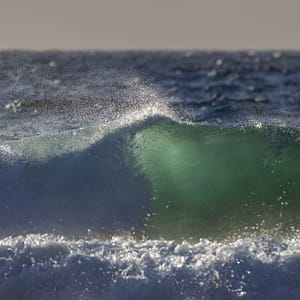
[1,51,300,299]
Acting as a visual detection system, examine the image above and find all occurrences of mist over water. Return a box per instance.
[1,51,300,299]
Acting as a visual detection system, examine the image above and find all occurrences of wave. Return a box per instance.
[1,116,299,240]
[1,51,300,299]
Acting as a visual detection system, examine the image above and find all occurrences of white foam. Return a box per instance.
[0,234,300,299]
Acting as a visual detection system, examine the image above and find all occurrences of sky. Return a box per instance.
[0,0,299,50]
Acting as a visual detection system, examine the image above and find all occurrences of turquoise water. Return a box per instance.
[133,120,300,240]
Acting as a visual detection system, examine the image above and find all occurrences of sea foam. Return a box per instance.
[0,234,300,299]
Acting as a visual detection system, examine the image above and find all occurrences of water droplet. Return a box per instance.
[216,59,223,66]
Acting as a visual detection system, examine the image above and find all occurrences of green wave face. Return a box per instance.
[133,120,300,240]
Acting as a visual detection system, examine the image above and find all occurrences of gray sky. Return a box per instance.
[0,0,299,50]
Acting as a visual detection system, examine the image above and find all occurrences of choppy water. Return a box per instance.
[1,51,300,299]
